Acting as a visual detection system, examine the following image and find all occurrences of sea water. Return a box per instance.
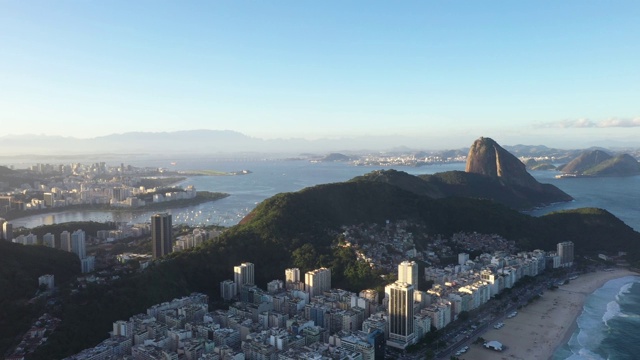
[553,276,640,360]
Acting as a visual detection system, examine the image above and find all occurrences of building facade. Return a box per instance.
[152,213,173,259]
[397,261,419,287]
[385,281,415,348]
[305,268,332,297]
[557,241,574,268]
[234,262,255,294]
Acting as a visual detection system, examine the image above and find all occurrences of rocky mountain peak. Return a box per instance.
[465,137,541,190]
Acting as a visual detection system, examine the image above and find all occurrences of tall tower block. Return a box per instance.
[152,213,173,259]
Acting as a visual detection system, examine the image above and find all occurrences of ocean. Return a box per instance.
[553,275,640,360]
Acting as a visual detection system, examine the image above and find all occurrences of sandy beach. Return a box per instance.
[458,268,637,360]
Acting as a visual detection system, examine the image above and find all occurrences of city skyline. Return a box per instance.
[2,1,639,149]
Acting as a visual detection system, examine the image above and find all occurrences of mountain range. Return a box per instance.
[0,131,458,157]
[1,130,640,158]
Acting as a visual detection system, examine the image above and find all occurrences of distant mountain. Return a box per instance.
[559,150,612,173]
[523,159,556,171]
[585,154,640,176]
[0,131,466,156]
[559,150,640,176]
[2,131,640,159]
[503,144,581,162]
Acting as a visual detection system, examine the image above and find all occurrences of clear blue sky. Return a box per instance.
[1,1,639,148]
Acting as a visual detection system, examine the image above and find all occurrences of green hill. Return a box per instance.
[560,150,640,176]
[0,241,80,355]
[0,165,15,176]
[0,166,38,191]
[583,154,640,176]
[353,169,571,210]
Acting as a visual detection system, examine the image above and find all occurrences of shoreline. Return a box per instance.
[4,191,229,224]
[460,268,638,360]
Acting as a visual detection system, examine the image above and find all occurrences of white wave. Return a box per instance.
[556,277,640,359]
[615,282,635,303]
[619,282,634,295]
[568,347,606,360]
[617,313,640,320]
[602,300,621,326]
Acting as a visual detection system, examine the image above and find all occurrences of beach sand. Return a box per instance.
[458,268,637,360]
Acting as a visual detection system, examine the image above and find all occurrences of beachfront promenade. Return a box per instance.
[449,268,636,360]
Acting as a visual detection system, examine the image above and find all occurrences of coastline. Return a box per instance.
[460,268,637,360]
[3,191,229,223]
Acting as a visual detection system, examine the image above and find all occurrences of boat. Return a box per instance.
[554,173,592,179]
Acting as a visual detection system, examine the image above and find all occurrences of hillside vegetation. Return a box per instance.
[0,241,80,355]
[352,169,571,210]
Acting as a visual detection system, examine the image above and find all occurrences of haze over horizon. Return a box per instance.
[2,1,639,149]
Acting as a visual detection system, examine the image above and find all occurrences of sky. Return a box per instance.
[1,1,639,148]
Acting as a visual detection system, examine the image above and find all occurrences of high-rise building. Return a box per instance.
[25,233,38,245]
[152,213,173,259]
[397,261,419,287]
[60,231,71,252]
[220,280,237,301]
[285,267,304,290]
[285,268,300,283]
[557,241,574,268]
[112,320,133,338]
[458,253,470,266]
[2,221,12,242]
[43,233,56,248]
[385,281,415,348]
[305,267,331,297]
[113,187,127,201]
[0,218,5,241]
[81,256,95,273]
[43,192,56,207]
[234,262,255,294]
[71,230,86,259]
